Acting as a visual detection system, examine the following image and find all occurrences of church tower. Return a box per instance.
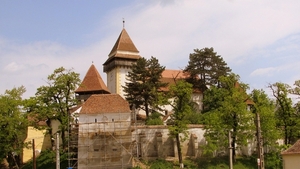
[103,28,141,98]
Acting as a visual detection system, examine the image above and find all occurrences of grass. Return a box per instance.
[135,156,258,169]
[22,151,282,169]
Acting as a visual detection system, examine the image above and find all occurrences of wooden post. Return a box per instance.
[229,131,233,169]
[256,113,264,169]
[56,133,60,169]
[32,139,36,169]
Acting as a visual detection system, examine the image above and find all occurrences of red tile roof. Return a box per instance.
[161,69,189,79]
[108,28,139,57]
[75,64,110,93]
[79,94,131,114]
[27,115,47,126]
[159,69,202,93]
[281,139,300,155]
[103,28,141,72]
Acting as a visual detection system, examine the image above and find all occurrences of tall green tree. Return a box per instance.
[184,47,231,92]
[250,89,279,150]
[269,82,299,145]
[168,80,194,169]
[203,74,255,162]
[27,67,81,149]
[0,86,27,168]
[123,56,167,117]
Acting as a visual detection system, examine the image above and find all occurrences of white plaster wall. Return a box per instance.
[282,154,300,169]
[107,69,117,94]
[118,67,130,99]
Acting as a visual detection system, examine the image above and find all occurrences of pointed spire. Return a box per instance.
[108,28,139,57]
[75,64,110,94]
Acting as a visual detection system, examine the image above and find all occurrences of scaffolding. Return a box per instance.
[68,114,134,169]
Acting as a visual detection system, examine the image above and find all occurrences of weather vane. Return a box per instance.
[123,18,125,28]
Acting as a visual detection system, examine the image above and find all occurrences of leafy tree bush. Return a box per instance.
[123,56,167,117]
[0,86,28,168]
[22,150,68,169]
[149,159,173,169]
[145,111,163,125]
[264,152,283,169]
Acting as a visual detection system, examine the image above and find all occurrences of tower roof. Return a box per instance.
[75,64,110,93]
[103,28,141,72]
[108,28,139,57]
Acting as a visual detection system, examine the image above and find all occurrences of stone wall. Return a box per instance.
[131,125,206,161]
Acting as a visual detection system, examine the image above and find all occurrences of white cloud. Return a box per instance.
[250,67,277,77]
[1,0,300,98]
[4,62,24,72]
[106,0,300,65]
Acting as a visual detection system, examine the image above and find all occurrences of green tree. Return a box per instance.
[0,86,28,168]
[203,74,255,162]
[250,89,279,149]
[184,48,231,92]
[168,80,194,168]
[289,80,300,135]
[26,67,81,149]
[269,82,298,145]
[123,56,167,117]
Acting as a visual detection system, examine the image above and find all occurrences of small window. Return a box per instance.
[95,118,97,123]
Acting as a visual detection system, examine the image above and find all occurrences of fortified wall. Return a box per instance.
[132,125,206,160]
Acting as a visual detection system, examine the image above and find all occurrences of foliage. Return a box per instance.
[184,47,231,92]
[183,111,203,124]
[202,74,255,161]
[149,159,173,169]
[168,80,194,168]
[250,89,280,148]
[168,80,194,136]
[196,156,257,169]
[269,82,299,145]
[0,86,28,168]
[289,80,300,138]
[145,111,163,125]
[21,150,68,169]
[26,67,81,149]
[123,56,168,117]
[264,152,283,169]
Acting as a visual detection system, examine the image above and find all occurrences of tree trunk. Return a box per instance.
[231,135,236,162]
[46,119,55,149]
[61,127,66,149]
[284,125,288,145]
[145,102,149,117]
[176,134,184,169]
[232,114,238,162]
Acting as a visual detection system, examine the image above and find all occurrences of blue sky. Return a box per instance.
[1,0,300,98]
